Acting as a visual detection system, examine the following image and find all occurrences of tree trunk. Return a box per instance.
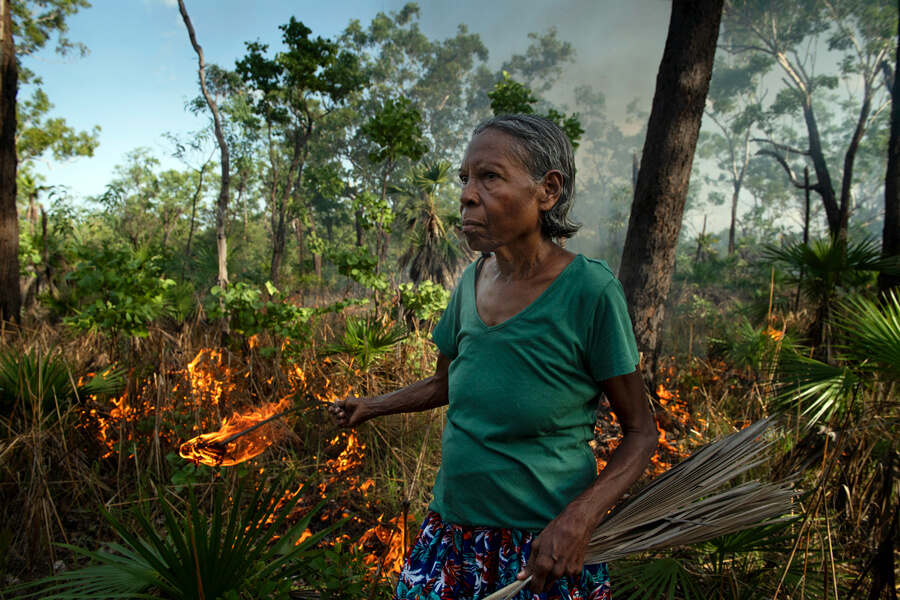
[881,0,900,295]
[618,0,724,390]
[178,0,230,289]
[0,0,20,323]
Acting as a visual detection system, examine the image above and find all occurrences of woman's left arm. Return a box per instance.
[518,368,658,594]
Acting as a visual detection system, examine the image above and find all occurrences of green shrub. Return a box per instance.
[64,245,176,338]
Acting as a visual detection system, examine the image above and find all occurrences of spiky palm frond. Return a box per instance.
[0,348,126,419]
[614,556,704,600]
[763,238,895,308]
[770,352,859,427]
[320,315,408,372]
[7,480,333,599]
[770,291,900,427]
[838,291,900,381]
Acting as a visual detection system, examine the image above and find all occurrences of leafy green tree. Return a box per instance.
[236,17,363,285]
[96,148,211,255]
[361,96,428,271]
[722,0,897,243]
[487,71,585,151]
[1,0,92,323]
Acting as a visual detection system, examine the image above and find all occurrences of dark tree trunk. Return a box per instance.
[618,0,724,390]
[0,0,20,324]
[178,0,230,289]
[881,0,900,295]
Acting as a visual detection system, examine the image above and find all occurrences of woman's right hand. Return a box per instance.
[327,397,372,428]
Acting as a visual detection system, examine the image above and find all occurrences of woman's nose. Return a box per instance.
[459,181,478,207]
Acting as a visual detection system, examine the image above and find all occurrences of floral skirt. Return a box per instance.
[394,511,611,600]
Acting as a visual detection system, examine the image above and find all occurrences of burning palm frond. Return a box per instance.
[484,417,799,600]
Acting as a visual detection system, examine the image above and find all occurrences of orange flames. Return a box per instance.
[178,396,294,466]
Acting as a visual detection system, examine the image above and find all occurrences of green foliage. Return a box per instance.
[6,480,334,600]
[764,237,898,344]
[395,160,470,287]
[353,190,396,235]
[330,247,389,291]
[709,317,784,373]
[772,291,900,426]
[488,71,584,150]
[399,280,450,322]
[209,282,314,342]
[0,347,125,419]
[488,71,538,115]
[64,246,176,338]
[615,521,823,600]
[362,97,429,165]
[304,539,392,600]
[321,314,408,372]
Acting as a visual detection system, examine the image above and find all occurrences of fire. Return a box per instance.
[178,396,293,466]
[186,349,234,407]
[356,513,417,574]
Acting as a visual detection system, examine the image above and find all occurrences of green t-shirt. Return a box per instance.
[430,254,640,532]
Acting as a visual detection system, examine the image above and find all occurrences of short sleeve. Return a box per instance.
[587,278,640,382]
[431,265,471,359]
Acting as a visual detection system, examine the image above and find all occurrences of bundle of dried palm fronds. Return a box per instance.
[484,417,799,600]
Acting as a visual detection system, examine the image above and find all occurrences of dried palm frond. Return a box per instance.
[484,417,800,600]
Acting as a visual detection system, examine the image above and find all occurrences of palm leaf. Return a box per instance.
[614,557,704,600]
[484,418,799,600]
[6,479,330,599]
[838,291,900,381]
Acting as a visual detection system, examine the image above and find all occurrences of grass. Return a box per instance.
[1,269,897,599]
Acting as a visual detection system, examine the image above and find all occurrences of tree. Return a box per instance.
[618,0,725,390]
[0,0,89,323]
[722,0,896,244]
[360,96,428,271]
[487,71,585,151]
[396,159,471,287]
[178,0,229,289]
[236,18,362,285]
[881,0,900,294]
[699,54,768,253]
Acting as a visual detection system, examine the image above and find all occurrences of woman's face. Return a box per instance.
[457,129,557,253]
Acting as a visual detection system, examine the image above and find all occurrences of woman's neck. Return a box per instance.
[492,237,569,281]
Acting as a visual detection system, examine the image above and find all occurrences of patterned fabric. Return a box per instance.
[394,512,611,600]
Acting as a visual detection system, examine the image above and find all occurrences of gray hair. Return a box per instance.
[472,114,580,239]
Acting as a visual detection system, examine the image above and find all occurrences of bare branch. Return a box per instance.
[756,148,809,189]
[752,138,809,156]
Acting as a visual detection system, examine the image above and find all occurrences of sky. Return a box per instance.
[28,0,672,203]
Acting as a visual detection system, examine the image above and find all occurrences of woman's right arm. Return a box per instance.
[327,352,451,428]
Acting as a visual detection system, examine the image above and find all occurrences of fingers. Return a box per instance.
[525,539,579,594]
[327,400,349,427]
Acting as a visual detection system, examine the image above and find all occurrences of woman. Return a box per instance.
[329,114,657,599]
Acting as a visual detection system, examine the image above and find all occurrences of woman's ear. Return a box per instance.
[539,170,564,211]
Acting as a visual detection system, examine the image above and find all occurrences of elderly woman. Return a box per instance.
[329,114,657,600]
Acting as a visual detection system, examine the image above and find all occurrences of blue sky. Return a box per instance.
[27,0,671,202]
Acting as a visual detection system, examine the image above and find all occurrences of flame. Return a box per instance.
[178,396,293,466]
[356,513,416,574]
[186,349,234,407]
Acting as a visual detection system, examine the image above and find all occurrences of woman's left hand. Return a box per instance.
[517,502,595,593]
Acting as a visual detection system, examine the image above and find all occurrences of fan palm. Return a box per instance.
[7,479,335,599]
[763,237,898,347]
[771,291,900,427]
[395,160,472,287]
